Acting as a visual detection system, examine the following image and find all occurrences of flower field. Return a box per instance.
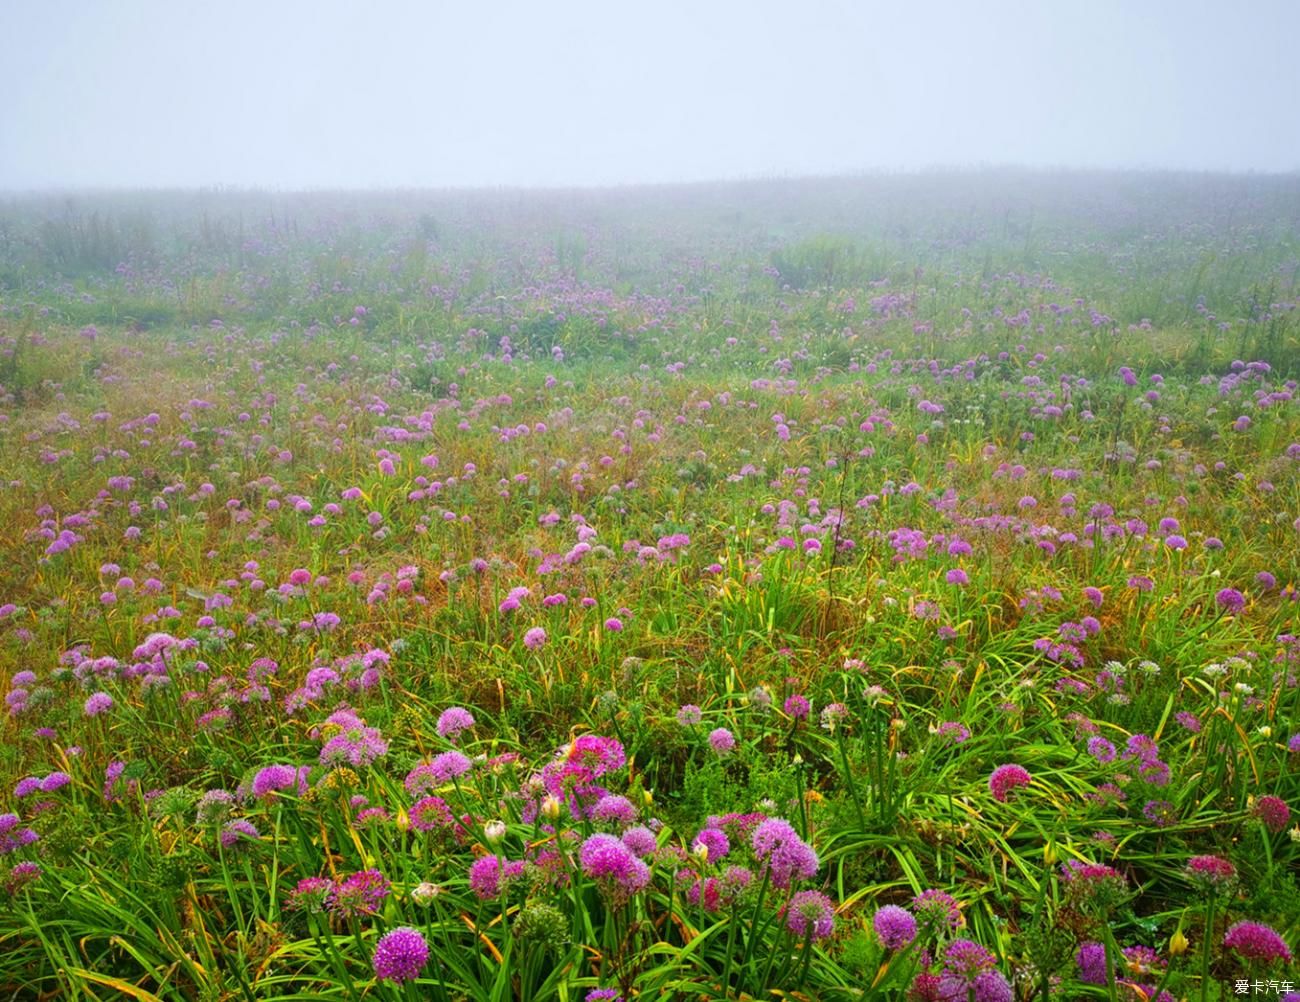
[0,172,1298,1000]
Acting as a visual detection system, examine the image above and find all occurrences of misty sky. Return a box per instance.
[2,0,1298,190]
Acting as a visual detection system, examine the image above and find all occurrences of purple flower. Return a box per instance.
[38,772,70,793]
[436,707,475,741]
[911,888,962,932]
[1253,795,1290,833]
[676,704,703,726]
[327,869,390,917]
[219,819,259,850]
[251,764,308,799]
[1223,921,1293,963]
[522,626,547,650]
[1215,588,1246,613]
[591,794,638,827]
[750,817,818,888]
[428,751,473,783]
[372,926,429,984]
[1185,854,1238,893]
[1086,737,1116,764]
[691,827,730,863]
[579,833,650,897]
[84,692,114,717]
[468,856,526,899]
[1076,941,1108,985]
[708,727,736,754]
[603,617,624,632]
[872,904,917,950]
[988,764,1031,802]
[783,694,811,719]
[621,826,657,857]
[786,890,836,940]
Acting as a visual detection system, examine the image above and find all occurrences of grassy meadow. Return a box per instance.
[0,171,1298,1000]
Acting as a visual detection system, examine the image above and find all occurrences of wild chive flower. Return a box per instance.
[84,692,114,716]
[219,819,259,849]
[468,856,527,899]
[1184,854,1238,893]
[428,751,473,783]
[591,794,638,827]
[872,904,918,949]
[585,991,624,1002]
[1076,941,1108,985]
[691,827,730,863]
[820,702,849,731]
[1253,795,1290,832]
[1215,588,1246,613]
[327,869,390,917]
[579,833,650,897]
[1061,861,1128,913]
[1086,737,1117,764]
[522,626,547,649]
[372,926,429,984]
[408,796,454,832]
[783,694,811,719]
[786,889,836,940]
[750,817,818,888]
[912,888,962,933]
[988,764,1031,802]
[676,704,703,726]
[1141,799,1176,826]
[1222,921,1293,963]
[251,764,308,799]
[937,940,1011,1001]
[621,826,658,857]
[436,707,475,741]
[708,727,735,754]
[285,876,334,913]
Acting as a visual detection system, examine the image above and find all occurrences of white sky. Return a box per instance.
[2,0,1297,190]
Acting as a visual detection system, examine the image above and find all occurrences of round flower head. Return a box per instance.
[327,869,390,917]
[942,939,996,980]
[1215,588,1246,613]
[750,817,818,888]
[621,825,658,857]
[1253,795,1290,833]
[84,692,114,717]
[708,727,736,754]
[1076,941,1108,985]
[468,855,526,900]
[436,707,475,742]
[219,818,259,849]
[873,904,918,950]
[783,694,811,719]
[676,704,703,726]
[1223,921,1293,963]
[912,888,962,933]
[429,751,473,783]
[988,764,1031,802]
[1061,861,1128,914]
[691,827,730,863]
[786,889,836,940]
[372,926,428,983]
[1184,854,1238,894]
[579,833,650,897]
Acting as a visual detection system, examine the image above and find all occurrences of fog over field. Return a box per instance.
[2,5,1299,1002]
[2,0,1298,190]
